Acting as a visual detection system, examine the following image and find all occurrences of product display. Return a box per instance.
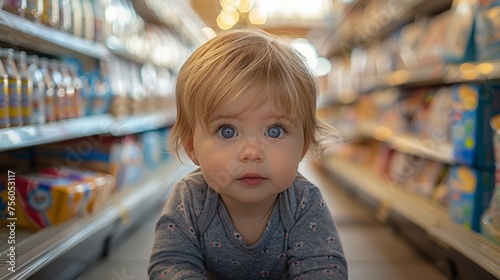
[0,0,202,278]
[319,0,500,279]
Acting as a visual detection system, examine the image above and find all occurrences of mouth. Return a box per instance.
[237,173,266,186]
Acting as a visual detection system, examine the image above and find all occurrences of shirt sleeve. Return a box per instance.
[148,179,208,280]
[286,185,348,280]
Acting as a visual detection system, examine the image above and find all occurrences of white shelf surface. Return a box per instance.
[334,120,455,164]
[357,59,500,94]
[321,155,500,279]
[0,10,109,59]
[0,111,176,152]
[0,159,196,279]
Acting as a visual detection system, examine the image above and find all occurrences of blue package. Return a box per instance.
[451,84,500,168]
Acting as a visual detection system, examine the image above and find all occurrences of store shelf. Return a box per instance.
[321,155,500,279]
[0,10,109,59]
[105,36,149,65]
[356,59,500,94]
[0,159,195,279]
[132,0,208,47]
[0,111,176,152]
[109,110,176,136]
[324,0,452,57]
[335,121,455,164]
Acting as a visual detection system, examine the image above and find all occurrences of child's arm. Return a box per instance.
[148,180,208,280]
[286,186,348,280]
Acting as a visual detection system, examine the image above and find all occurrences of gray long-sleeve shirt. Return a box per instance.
[149,170,347,280]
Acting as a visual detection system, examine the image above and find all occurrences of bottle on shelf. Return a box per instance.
[0,57,9,129]
[38,58,56,122]
[60,63,76,118]
[14,51,33,126]
[67,63,86,118]
[49,59,68,120]
[81,0,95,41]
[43,0,60,29]
[0,49,23,127]
[27,55,46,125]
[60,0,73,33]
[3,0,26,17]
[25,0,43,22]
[71,0,84,38]
[93,0,104,42]
[108,57,129,118]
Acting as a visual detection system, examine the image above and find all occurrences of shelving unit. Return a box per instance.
[0,159,195,279]
[0,10,109,59]
[356,59,500,94]
[319,0,500,279]
[321,156,500,280]
[0,1,206,279]
[318,0,453,57]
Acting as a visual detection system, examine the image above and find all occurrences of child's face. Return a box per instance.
[186,96,306,205]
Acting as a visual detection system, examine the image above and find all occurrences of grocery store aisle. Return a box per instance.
[77,160,445,280]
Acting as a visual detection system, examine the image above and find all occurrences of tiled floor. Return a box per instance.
[77,160,446,280]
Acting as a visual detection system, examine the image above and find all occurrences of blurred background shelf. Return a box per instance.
[320,155,500,280]
[0,159,194,280]
[0,111,176,152]
[0,10,109,59]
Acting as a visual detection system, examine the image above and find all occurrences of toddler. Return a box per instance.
[149,28,347,280]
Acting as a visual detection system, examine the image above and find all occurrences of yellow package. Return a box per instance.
[39,166,115,212]
[8,175,94,230]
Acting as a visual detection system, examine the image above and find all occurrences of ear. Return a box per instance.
[183,138,200,165]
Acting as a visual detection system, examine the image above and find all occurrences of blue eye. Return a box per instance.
[218,125,238,139]
[266,126,286,138]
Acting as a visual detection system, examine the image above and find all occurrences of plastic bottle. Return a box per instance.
[3,0,26,17]
[49,60,68,120]
[91,60,113,115]
[71,0,83,38]
[60,0,73,33]
[81,0,95,41]
[38,58,56,122]
[43,0,60,28]
[27,55,46,124]
[60,63,77,118]
[67,63,85,117]
[25,0,43,22]
[0,58,9,128]
[0,49,22,127]
[14,51,33,126]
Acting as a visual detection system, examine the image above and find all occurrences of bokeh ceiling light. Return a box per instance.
[220,0,240,9]
[217,13,234,30]
[248,7,267,25]
[238,0,254,13]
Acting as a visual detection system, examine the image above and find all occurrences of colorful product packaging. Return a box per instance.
[451,84,500,169]
[475,0,500,60]
[443,0,478,63]
[0,175,95,230]
[448,165,495,232]
[34,135,144,192]
[39,166,115,212]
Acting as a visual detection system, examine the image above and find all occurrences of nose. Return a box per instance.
[239,142,264,162]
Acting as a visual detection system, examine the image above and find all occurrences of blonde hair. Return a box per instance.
[169,28,340,161]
